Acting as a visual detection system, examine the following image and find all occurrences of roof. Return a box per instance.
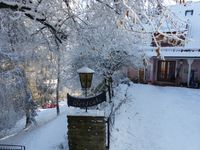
[144,47,200,58]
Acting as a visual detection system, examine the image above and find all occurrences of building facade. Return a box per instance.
[144,1,200,87]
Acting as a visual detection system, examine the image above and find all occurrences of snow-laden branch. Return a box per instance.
[0,2,67,43]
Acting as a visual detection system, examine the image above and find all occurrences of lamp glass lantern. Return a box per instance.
[77,66,95,96]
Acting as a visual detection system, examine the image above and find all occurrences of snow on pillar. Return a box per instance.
[187,59,194,87]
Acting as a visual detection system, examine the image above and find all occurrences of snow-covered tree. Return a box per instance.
[0,0,188,131]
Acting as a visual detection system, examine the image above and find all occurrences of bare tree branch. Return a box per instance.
[96,0,120,15]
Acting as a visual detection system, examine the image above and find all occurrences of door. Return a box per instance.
[157,60,176,82]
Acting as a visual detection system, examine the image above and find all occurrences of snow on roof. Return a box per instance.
[145,1,200,57]
[77,66,95,73]
[144,47,200,58]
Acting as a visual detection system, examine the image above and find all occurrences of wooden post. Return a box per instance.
[106,118,110,149]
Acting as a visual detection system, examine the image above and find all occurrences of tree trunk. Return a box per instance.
[55,40,61,115]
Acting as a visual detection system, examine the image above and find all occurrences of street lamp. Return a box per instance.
[77,66,95,97]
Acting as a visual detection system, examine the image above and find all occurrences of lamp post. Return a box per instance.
[77,66,95,96]
[77,66,95,111]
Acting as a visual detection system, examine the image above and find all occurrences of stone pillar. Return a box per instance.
[150,60,154,83]
[67,115,106,150]
[143,66,146,82]
[187,59,194,87]
[155,59,158,83]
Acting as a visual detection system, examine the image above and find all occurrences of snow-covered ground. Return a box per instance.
[0,101,69,150]
[1,83,200,150]
[111,83,200,150]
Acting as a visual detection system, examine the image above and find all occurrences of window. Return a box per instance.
[185,10,194,16]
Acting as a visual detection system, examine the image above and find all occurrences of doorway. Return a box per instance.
[157,60,176,82]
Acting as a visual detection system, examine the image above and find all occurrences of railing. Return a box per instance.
[0,144,25,150]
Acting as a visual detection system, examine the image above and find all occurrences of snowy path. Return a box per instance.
[111,84,200,150]
[0,103,68,150]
